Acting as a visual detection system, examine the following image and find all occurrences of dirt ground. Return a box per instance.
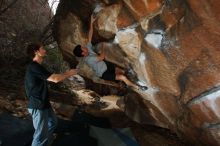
[0,89,188,146]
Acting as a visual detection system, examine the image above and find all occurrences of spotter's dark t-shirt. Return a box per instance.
[25,61,52,109]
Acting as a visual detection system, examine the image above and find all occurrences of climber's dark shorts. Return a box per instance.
[101,60,116,81]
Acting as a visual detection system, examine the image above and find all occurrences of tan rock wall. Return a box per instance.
[55,0,220,145]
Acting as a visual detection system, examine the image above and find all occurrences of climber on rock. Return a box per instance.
[73,14,148,91]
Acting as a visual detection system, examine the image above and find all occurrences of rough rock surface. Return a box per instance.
[0,0,52,99]
[54,0,220,145]
[0,0,52,64]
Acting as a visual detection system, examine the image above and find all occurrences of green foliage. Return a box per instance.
[43,44,68,73]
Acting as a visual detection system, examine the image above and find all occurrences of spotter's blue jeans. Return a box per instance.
[28,107,57,146]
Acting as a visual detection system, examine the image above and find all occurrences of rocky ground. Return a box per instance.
[0,65,188,146]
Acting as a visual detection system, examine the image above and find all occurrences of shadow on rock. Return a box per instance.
[52,108,111,146]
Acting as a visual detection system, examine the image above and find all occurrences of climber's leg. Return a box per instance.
[115,67,125,75]
[115,74,138,89]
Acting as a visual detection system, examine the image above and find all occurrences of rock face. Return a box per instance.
[0,0,52,97]
[54,0,220,145]
[0,0,52,64]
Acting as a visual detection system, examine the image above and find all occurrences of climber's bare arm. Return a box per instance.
[88,15,96,43]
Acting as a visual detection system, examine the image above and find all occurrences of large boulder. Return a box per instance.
[54,0,220,145]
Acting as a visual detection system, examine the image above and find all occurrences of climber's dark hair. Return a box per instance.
[26,42,43,59]
[73,45,83,57]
